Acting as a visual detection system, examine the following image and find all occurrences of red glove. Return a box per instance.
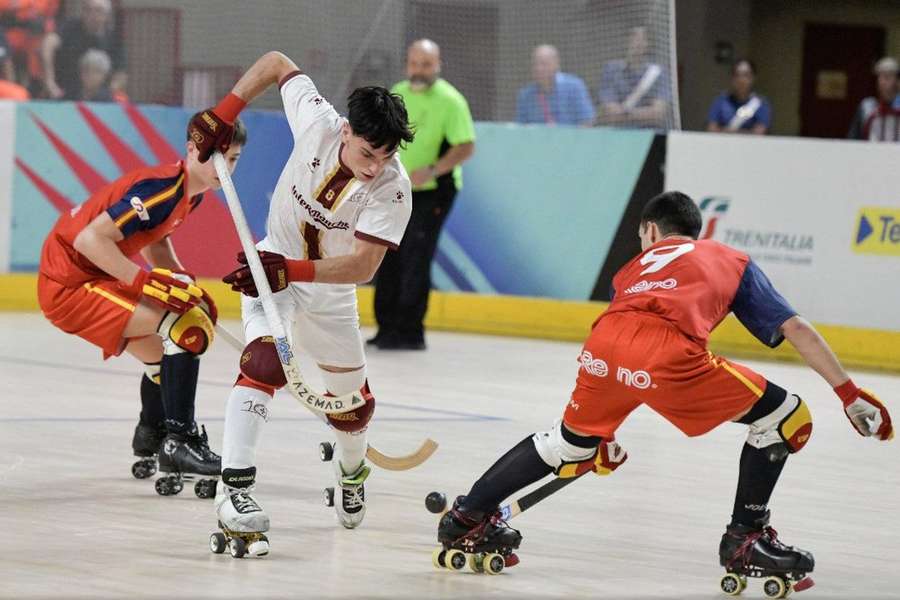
[222,251,315,297]
[834,380,893,441]
[125,268,204,314]
[187,93,246,162]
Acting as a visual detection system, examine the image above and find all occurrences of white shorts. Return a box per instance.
[241,282,365,369]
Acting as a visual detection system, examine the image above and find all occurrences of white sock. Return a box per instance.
[320,367,368,474]
[222,384,272,471]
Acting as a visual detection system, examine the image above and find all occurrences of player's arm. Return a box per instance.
[139,236,185,271]
[223,238,387,294]
[73,212,140,284]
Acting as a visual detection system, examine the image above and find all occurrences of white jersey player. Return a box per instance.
[190,51,414,555]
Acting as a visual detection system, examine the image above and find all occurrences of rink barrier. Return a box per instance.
[3,273,898,373]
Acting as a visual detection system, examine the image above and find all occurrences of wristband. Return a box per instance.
[833,379,859,406]
[213,92,247,124]
[286,259,316,282]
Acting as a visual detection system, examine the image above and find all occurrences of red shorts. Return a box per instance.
[563,312,766,438]
[37,273,141,359]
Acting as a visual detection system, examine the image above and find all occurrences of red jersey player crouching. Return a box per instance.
[37,115,247,497]
[436,192,892,595]
[188,51,413,555]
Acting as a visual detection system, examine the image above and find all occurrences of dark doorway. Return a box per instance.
[407,2,498,120]
[800,23,885,138]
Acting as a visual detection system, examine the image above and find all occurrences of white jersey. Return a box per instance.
[261,71,411,263]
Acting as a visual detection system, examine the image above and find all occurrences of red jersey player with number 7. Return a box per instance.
[435,192,892,597]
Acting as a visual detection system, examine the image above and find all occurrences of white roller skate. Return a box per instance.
[210,467,270,559]
[324,459,370,529]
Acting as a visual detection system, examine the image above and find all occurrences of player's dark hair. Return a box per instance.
[732,58,756,76]
[347,86,415,152]
[186,113,248,146]
[640,191,703,239]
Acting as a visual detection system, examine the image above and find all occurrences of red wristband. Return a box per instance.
[286,259,315,282]
[834,379,859,406]
[213,92,247,124]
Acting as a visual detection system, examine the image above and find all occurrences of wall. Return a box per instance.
[750,0,900,136]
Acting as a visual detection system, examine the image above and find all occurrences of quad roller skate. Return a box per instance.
[210,468,270,558]
[155,424,220,498]
[718,513,814,598]
[131,422,165,479]
[323,452,370,529]
[433,495,522,575]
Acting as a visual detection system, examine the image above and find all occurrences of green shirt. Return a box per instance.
[391,78,475,191]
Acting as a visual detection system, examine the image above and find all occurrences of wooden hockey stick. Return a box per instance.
[212,153,363,416]
[213,310,438,471]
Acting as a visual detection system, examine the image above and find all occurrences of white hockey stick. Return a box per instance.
[212,152,363,416]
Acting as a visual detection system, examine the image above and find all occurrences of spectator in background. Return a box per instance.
[42,0,125,100]
[370,39,476,350]
[70,48,111,101]
[848,56,900,142]
[597,26,669,129]
[707,59,771,134]
[516,44,594,126]
[0,26,29,99]
[0,0,58,94]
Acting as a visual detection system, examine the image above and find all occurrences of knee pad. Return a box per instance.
[324,369,374,433]
[746,392,812,456]
[532,420,601,477]
[158,305,215,355]
[239,336,288,390]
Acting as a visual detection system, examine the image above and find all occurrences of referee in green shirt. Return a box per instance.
[369,39,476,350]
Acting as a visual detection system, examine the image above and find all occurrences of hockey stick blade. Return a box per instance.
[213,153,362,415]
[214,323,438,471]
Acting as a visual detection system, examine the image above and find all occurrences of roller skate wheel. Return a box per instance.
[194,479,217,499]
[467,553,484,573]
[324,487,335,507]
[247,539,270,557]
[763,576,788,599]
[484,553,505,575]
[319,442,334,462]
[131,459,156,479]
[229,537,247,559]
[209,532,227,554]
[154,477,170,496]
[720,573,745,596]
[445,549,466,571]
[432,548,447,569]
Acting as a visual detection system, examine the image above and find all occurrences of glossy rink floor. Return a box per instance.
[2,313,898,599]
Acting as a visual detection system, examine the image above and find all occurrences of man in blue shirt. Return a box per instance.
[516,44,594,126]
[707,59,772,135]
[597,26,670,129]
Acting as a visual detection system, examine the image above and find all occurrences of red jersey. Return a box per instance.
[603,238,796,347]
[40,162,202,287]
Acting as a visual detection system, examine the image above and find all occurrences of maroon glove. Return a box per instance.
[222,251,315,297]
[187,93,246,162]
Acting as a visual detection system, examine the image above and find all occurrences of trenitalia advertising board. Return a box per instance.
[666,131,900,331]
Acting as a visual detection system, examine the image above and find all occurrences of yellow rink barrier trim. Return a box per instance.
[4,273,898,373]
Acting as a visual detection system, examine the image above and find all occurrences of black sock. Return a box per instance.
[139,372,165,428]
[730,442,788,527]
[462,436,553,514]
[161,352,199,434]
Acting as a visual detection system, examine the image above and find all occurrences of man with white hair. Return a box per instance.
[516,44,594,126]
[42,0,126,100]
[848,56,900,142]
[77,48,112,101]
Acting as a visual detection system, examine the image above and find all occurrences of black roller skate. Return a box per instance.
[155,424,220,499]
[433,495,523,575]
[718,512,814,598]
[131,421,165,479]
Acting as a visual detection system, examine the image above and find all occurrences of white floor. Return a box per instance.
[2,312,898,599]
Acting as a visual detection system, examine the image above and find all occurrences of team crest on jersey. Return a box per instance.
[130,196,150,221]
[394,191,405,204]
[310,96,324,106]
[307,157,321,172]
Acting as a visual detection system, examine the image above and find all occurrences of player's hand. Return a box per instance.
[222,251,315,297]
[835,380,893,441]
[590,439,628,476]
[188,108,234,163]
[132,268,204,314]
[164,269,216,322]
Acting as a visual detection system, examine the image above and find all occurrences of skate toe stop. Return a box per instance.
[793,577,815,592]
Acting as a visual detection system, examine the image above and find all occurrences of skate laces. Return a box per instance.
[191,424,220,461]
[231,490,261,514]
[342,484,365,510]
[728,526,783,569]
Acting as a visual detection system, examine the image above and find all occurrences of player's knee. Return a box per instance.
[239,336,288,390]
[532,420,601,477]
[157,305,215,355]
[746,383,813,458]
[322,368,374,433]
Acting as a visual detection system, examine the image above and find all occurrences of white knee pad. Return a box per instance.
[532,420,596,469]
[747,393,812,454]
[320,366,367,396]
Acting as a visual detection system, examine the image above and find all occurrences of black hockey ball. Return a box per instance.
[425,491,447,513]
